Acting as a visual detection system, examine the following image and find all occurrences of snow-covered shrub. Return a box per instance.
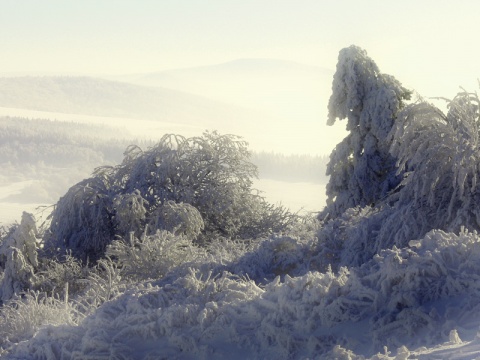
[44,131,295,262]
[0,225,16,270]
[0,291,82,353]
[33,253,89,300]
[148,200,204,238]
[76,258,128,314]
[363,229,480,350]
[119,132,294,241]
[113,189,148,238]
[204,236,252,266]
[315,206,384,270]
[322,45,411,219]
[229,234,316,283]
[45,174,115,263]
[106,230,207,282]
[0,212,40,303]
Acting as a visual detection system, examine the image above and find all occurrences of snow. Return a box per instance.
[7,247,478,358]
[3,227,480,359]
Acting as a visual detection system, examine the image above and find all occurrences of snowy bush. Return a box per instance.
[229,234,316,283]
[0,291,82,354]
[33,253,89,300]
[0,212,40,303]
[75,258,128,315]
[0,225,15,271]
[106,230,207,282]
[148,200,204,238]
[315,206,382,270]
[113,189,149,239]
[44,175,115,263]
[44,131,295,262]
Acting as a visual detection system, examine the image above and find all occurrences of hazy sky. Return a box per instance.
[1,0,478,98]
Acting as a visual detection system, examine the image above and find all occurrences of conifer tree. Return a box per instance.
[322,46,411,218]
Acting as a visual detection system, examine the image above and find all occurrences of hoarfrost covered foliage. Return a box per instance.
[319,47,480,269]
[44,131,294,262]
[0,291,82,353]
[4,46,480,359]
[6,229,480,359]
[44,175,115,263]
[323,45,411,219]
[390,90,480,233]
[106,230,206,282]
[0,212,39,303]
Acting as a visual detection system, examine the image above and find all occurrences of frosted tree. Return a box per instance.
[317,81,480,267]
[0,212,39,302]
[322,46,411,218]
[44,131,294,262]
[113,131,292,239]
[390,89,480,234]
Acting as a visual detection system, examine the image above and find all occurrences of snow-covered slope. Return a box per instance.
[4,229,480,359]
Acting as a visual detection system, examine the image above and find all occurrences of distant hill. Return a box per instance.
[115,58,334,121]
[0,76,261,130]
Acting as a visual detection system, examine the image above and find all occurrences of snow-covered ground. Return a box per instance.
[5,228,480,359]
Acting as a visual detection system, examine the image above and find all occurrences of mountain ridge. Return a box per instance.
[0,75,263,129]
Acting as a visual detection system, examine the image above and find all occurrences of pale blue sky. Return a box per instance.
[1,0,478,97]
